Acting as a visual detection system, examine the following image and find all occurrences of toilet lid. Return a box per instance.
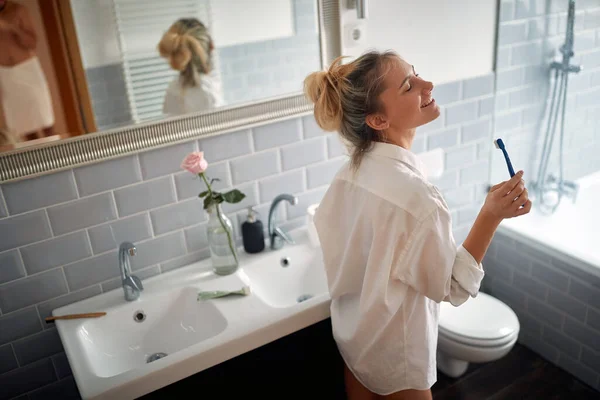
[439,292,519,341]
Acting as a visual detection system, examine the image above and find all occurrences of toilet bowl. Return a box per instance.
[436,292,520,378]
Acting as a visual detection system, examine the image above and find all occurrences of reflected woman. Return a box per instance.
[0,0,55,143]
[158,18,224,116]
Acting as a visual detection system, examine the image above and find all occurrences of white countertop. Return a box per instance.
[53,228,332,400]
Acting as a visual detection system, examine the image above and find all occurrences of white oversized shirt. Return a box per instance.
[313,142,484,395]
[163,74,224,116]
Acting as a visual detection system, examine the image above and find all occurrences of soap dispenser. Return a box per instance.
[242,206,265,254]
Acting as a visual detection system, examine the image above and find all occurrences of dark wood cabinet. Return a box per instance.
[139,318,347,399]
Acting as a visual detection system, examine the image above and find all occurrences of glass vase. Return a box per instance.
[206,204,239,275]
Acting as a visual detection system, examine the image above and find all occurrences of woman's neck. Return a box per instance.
[381,128,416,150]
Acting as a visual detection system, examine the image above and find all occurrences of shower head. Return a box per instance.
[564,0,576,54]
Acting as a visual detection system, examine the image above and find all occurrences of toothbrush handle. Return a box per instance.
[502,149,515,177]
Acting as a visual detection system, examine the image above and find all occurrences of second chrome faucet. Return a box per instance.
[119,241,144,301]
[267,194,298,250]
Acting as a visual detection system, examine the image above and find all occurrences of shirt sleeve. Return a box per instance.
[393,205,484,306]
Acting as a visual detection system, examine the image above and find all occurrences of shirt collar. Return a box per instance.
[369,142,427,177]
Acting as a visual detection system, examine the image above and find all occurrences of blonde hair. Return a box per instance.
[303,50,399,169]
[158,18,213,88]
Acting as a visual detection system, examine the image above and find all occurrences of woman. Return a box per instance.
[0,0,55,143]
[158,18,224,116]
[304,51,531,400]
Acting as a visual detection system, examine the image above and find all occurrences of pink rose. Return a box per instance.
[181,151,208,175]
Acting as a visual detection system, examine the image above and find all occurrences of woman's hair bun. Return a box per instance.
[158,31,192,71]
[303,56,351,132]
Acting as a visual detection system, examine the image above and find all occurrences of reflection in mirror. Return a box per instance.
[0,0,321,152]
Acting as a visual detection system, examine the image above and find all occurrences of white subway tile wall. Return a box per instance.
[493,0,600,184]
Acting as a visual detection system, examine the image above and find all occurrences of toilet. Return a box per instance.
[436,292,520,378]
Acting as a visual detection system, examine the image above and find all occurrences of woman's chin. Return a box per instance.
[421,106,441,125]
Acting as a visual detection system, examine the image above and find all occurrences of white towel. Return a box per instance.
[0,56,55,139]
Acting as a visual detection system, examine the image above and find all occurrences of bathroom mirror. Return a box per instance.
[1,0,320,144]
[0,0,340,181]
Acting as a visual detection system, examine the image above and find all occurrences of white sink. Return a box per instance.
[78,286,227,378]
[53,227,332,399]
[241,231,328,308]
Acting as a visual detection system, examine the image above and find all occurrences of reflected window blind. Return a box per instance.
[112,0,217,123]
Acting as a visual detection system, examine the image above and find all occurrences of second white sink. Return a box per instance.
[241,230,329,308]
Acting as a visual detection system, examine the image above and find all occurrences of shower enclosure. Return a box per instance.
[484,0,600,390]
[489,0,600,272]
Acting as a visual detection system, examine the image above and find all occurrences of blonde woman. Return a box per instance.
[304,51,532,400]
[158,18,223,115]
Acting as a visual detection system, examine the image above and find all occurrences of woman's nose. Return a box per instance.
[421,80,434,94]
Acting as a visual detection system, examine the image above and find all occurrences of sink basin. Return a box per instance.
[241,231,329,308]
[78,286,227,378]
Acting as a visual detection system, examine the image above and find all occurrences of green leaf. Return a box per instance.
[198,190,209,198]
[210,178,221,185]
[203,195,213,210]
[222,189,246,204]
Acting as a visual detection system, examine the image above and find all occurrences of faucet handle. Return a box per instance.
[274,226,295,245]
[131,275,143,291]
[123,275,144,291]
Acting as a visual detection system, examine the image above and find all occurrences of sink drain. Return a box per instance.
[146,352,168,363]
[297,294,313,303]
[133,310,146,323]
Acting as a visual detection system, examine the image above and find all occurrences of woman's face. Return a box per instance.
[372,58,440,133]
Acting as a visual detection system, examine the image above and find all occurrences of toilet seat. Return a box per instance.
[438,292,520,348]
[439,326,518,348]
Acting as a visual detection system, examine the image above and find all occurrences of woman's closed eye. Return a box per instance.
[404,75,419,92]
[402,72,421,92]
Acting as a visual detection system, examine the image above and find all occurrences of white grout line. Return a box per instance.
[70,170,81,199]
[44,209,54,237]
[61,267,71,293]
[248,129,256,153]
[35,305,44,332]
[50,354,60,379]
[301,167,308,193]
[10,343,20,368]
[0,186,8,218]
[0,265,70,289]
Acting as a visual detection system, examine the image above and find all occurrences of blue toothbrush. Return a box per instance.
[494,138,515,177]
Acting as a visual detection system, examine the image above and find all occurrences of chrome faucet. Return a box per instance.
[268,194,298,250]
[119,241,143,301]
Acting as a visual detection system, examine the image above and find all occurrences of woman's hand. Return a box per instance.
[482,170,532,220]
[462,171,531,263]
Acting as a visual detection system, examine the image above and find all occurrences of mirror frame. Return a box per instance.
[0,0,340,183]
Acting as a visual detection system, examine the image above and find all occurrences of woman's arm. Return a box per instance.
[462,212,501,265]
[394,171,532,306]
[462,171,531,264]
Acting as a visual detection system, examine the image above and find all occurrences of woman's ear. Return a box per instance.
[365,113,389,131]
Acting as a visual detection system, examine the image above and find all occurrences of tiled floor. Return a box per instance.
[433,344,598,399]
